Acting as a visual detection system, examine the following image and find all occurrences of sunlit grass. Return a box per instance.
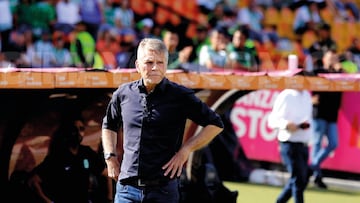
[224,181,360,203]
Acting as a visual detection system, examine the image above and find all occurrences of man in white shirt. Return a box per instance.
[268,89,313,203]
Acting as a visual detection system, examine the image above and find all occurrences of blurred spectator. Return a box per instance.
[345,37,360,72]
[0,52,15,68]
[0,0,14,52]
[69,21,96,68]
[308,23,337,70]
[227,26,260,71]
[236,2,264,43]
[6,27,28,66]
[208,2,225,29]
[29,0,56,40]
[218,4,237,30]
[198,26,229,70]
[334,0,360,21]
[102,0,118,28]
[150,23,164,39]
[197,0,221,12]
[116,42,133,69]
[262,24,280,45]
[115,32,136,69]
[114,0,135,36]
[51,30,72,67]
[339,53,358,73]
[19,27,36,68]
[188,24,209,63]
[313,49,344,73]
[293,1,323,36]
[256,0,293,9]
[54,0,81,35]
[96,27,120,69]
[79,0,104,40]
[32,29,55,68]
[162,29,192,70]
[136,18,156,41]
[28,118,108,203]
[163,29,180,69]
[13,0,33,31]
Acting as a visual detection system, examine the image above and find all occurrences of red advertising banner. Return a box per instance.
[231,89,360,174]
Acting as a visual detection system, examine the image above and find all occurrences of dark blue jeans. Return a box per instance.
[114,179,179,203]
[277,142,309,203]
[311,118,338,179]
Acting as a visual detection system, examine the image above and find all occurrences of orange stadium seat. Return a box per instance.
[182,0,199,20]
[277,22,296,40]
[263,6,280,26]
[238,0,251,8]
[277,7,295,39]
[280,6,295,24]
[301,30,317,49]
[130,0,154,16]
[320,6,334,25]
[276,57,289,70]
[331,22,347,52]
[257,41,277,71]
[186,23,197,39]
[356,22,360,36]
[155,7,170,25]
[170,13,181,26]
[259,56,276,71]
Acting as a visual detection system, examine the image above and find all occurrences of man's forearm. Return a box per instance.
[101,129,118,154]
[182,124,223,153]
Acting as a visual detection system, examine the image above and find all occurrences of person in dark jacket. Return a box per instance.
[310,50,343,189]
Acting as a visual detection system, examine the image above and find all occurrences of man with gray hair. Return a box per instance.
[101,38,224,203]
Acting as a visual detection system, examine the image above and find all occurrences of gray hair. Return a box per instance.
[137,38,169,64]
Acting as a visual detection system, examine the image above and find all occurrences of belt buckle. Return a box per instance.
[137,179,146,187]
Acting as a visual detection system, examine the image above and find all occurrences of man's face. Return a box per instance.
[210,31,227,51]
[136,48,167,88]
[232,30,246,48]
[163,32,179,50]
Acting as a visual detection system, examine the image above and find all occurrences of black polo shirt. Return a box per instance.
[102,78,223,181]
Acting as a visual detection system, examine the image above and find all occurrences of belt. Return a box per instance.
[282,141,308,147]
[120,177,170,188]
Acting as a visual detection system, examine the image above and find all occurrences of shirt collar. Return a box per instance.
[138,77,168,93]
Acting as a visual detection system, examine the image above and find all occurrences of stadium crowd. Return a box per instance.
[1,0,360,73]
[3,1,360,202]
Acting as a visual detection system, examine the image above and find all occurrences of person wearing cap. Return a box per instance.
[136,18,157,41]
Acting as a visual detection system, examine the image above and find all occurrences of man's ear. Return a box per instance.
[135,60,140,73]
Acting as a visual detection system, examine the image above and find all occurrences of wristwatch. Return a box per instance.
[104,152,116,160]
